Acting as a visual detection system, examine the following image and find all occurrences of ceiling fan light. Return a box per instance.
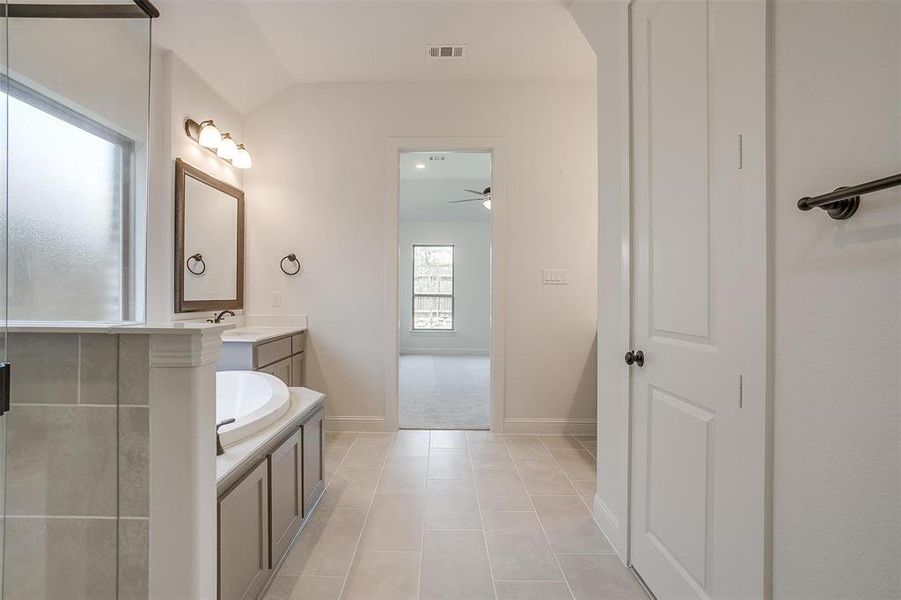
[482,199,491,210]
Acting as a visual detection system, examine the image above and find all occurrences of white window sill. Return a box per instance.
[410,330,457,336]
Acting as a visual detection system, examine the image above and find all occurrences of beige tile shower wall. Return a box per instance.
[2,333,149,599]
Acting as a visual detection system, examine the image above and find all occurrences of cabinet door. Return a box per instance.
[219,460,270,600]
[290,353,304,387]
[268,430,303,568]
[302,409,325,515]
[260,357,291,387]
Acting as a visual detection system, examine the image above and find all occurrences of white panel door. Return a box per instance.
[629,1,767,599]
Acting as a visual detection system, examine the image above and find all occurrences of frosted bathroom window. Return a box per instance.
[413,245,454,330]
[6,83,133,322]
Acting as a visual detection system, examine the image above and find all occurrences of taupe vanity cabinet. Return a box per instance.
[218,461,270,600]
[218,330,306,387]
[302,410,325,514]
[217,402,325,600]
[268,430,303,568]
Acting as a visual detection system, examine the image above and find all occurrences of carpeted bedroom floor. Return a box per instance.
[398,354,490,430]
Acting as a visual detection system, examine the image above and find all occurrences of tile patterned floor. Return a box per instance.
[265,431,649,600]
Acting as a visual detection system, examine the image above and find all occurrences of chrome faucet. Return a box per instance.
[208,310,236,323]
[216,418,236,456]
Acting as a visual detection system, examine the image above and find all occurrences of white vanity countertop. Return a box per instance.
[220,325,307,344]
[6,321,233,336]
[216,387,325,490]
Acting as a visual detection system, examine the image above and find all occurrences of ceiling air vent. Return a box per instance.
[427,45,466,59]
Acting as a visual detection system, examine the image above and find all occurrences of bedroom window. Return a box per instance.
[412,245,454,330]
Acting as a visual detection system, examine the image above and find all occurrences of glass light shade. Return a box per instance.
[482,199,491,210]
[233,144,252,169]
[217,133,237,160]
[197,120,221,149]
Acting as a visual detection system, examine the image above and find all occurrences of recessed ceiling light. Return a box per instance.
[416,163,426,169]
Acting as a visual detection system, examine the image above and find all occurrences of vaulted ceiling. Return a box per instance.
[153,0,596,115]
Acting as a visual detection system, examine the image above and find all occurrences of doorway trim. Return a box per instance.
[384,137,506,432]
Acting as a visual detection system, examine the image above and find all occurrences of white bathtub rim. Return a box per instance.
[217,370,291,448]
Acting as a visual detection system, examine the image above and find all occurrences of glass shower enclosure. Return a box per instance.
[0,1,157,597]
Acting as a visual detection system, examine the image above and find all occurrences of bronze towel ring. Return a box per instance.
[186,253,206,275]
[280,253,301,276]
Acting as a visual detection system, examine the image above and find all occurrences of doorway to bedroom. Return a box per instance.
[397,151,492,430]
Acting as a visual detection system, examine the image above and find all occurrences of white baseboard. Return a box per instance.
[592,494,627,564]
[399,348,490,356]
[503,418,597,435]
[323,416,390,432]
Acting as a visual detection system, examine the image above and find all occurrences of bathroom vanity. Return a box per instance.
[216,387,325,600]
[217,326,307,387]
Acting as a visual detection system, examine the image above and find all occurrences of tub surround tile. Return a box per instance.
[8,333,79,405]
[7,404,117,516]
[119,406,150,517]
[5,516,117,599]
[118,518,149,600]
[118,335,150,406]
[80,334,119,405]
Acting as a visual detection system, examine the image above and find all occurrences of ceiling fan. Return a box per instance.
[449,186,491,210]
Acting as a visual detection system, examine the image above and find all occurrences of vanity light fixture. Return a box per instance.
[233,144,253,169]
[217,133,238,160]
[184,118,253,169]
[197,120,221,149]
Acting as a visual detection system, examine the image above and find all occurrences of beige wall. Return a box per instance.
[242,80,598,432]
[146,52,246,322]
[772,1,900,597]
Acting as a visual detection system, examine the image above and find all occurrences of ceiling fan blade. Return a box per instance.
[449,198,483,204]
[464,189,485,196]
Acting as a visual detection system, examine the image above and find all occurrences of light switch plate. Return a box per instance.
[542,269,568,285]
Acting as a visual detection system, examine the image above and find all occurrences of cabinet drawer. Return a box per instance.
[256,337,292,368]
[291,332,306,355]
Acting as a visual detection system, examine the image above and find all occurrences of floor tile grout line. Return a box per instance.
[539,435,646,596]
[335,431,396,600]
[465,432,500,600]
[416,431,429,600]
[503,434,578,600]
[542,434,599,516]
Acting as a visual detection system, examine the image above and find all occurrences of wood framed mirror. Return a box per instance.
[175,158,244,313]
